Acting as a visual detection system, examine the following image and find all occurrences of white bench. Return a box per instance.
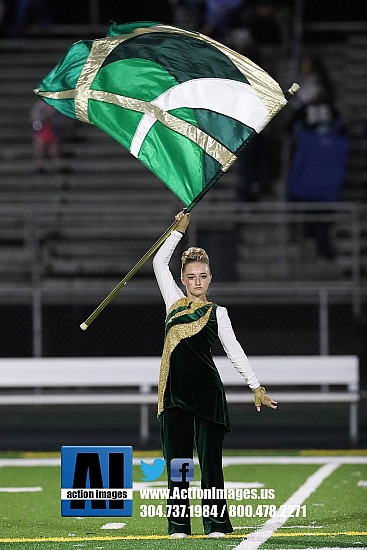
[0,356,359,444]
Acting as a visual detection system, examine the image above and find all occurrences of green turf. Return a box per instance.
[0,456,366,548]
[286,464,367,532]
[263,463,367,549]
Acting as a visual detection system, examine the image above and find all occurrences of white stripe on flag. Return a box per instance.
[130,78,266,157]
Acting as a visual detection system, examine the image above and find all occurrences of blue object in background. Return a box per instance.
[288,127,349,202]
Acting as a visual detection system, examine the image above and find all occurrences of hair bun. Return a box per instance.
[181,247,210,271]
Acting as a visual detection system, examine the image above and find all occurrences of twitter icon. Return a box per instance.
[140,458,166,481]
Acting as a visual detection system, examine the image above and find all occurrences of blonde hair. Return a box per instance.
[181,247,210,274]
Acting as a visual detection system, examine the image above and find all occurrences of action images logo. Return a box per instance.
[61,446,133,517]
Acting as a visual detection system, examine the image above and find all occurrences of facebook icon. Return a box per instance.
[170,458,194,482]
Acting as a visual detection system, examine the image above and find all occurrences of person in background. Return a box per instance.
[287,54,349,259]
[0,0,7,36]
[169,0,203,31]
[30,100,61,174]
[200,0,246,40]
[12,0,52,37]
[235,1,283,201]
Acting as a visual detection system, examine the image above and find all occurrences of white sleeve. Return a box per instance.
[153,230,185,312]
[217,306,260,389]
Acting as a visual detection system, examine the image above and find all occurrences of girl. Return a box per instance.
[153,212,277,538]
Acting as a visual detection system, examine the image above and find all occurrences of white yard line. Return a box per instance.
[222,456,367,465]
[100,523,126,529]
[233,462,340,550]
[0,458,60,467]
[1,456,367,468]
[0,487,43,492]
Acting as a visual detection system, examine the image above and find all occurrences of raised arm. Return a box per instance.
[152,213,190,312]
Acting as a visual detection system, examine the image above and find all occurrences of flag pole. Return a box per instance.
[80,217,181,330]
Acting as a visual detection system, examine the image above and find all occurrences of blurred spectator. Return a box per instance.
[169,0,204,30]
[12,0,52,37]
[287,54,350,259]
[31,100,62,174]
[233,0,283,202]
[237,135,263,202]
[228,0,282,69]
[200,0,246,40]
[237,122,282,202]
[291,54,335,114]
[289,54,343,146]
[0,0,6,36]
[242,0,281,46]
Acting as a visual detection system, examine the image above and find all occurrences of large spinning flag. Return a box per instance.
[34,21,295,211]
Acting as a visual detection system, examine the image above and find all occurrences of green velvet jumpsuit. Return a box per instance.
[158,297,233,536]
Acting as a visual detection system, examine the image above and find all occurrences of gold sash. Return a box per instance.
[157,297,214,417]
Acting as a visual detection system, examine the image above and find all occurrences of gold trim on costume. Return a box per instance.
[157,298,214,417]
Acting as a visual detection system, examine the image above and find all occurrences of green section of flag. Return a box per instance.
[89,100,143,151]
[202,153,221,197]
[102,33,249,87]
[41,96,75,119]
[139,118,204,206]
[195,109,255,153]
[91,59,178,102]
[36,40,92,119]
[107,21,159,37]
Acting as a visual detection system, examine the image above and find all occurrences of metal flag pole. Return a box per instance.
[80,217,181,330]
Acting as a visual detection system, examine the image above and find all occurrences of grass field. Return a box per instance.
[0,451,366,549]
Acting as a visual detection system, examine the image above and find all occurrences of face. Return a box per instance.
[181,262,212,301]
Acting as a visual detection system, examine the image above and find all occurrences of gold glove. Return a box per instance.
[175,212,190,234]
[253,386,277,412]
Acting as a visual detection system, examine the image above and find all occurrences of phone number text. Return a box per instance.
[139,504,307,518]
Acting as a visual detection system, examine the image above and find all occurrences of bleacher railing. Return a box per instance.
[0,202,366,358]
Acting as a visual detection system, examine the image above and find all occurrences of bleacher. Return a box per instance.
[0,29,366,287]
